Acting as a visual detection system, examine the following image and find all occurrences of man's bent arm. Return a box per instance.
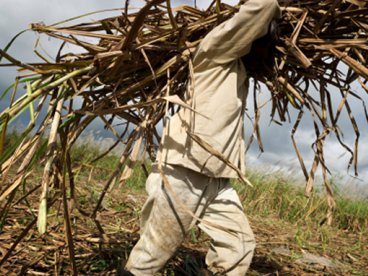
[195,0,281,65]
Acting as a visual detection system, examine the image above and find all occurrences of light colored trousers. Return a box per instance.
[125,164,255,275]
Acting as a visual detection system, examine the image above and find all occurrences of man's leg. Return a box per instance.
[125,164,218,275]
[198,181,256,276]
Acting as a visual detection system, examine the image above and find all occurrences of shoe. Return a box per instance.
[116,266,134,276]
[199,268,214,276]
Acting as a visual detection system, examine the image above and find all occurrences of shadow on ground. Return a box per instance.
[76,232,282,276]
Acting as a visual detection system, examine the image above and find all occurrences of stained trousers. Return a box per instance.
[125,164,255,275]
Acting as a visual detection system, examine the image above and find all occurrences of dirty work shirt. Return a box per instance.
[159,0,281,178]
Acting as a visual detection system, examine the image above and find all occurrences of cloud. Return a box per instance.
[244,83,368,185]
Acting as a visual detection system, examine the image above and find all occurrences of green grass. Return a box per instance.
[5,131,368,234]
[233,170,368,233]
[3,132,368,274]
[71,139,368,235]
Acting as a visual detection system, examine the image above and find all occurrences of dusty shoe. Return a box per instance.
[198,268,214,276]
[116,265,134,276]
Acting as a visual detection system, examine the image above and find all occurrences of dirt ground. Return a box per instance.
[1,185,367,276]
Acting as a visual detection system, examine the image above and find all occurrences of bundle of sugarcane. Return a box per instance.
[0,0,368,250]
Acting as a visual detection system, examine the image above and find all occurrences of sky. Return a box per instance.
[1,0,367,196]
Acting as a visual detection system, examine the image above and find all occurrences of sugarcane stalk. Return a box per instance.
[2,66,92,120]
[37,92,65,234]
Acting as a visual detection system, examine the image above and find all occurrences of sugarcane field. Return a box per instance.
[0,0,368,275]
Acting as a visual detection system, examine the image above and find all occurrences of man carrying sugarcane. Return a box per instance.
[123,0,281,275]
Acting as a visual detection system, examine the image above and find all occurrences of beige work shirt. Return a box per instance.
[159,0,281,178]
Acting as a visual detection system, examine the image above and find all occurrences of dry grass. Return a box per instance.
[1,0,368,273]
[0,149,367,274]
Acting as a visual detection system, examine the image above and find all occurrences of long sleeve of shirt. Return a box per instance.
[195,0,281,65]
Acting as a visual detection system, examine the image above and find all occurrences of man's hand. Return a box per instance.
[241,19,280,79]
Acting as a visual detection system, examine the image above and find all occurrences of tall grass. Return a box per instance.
[41,133,368,233]
[4,131,367,233]
[234,170,368,232]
